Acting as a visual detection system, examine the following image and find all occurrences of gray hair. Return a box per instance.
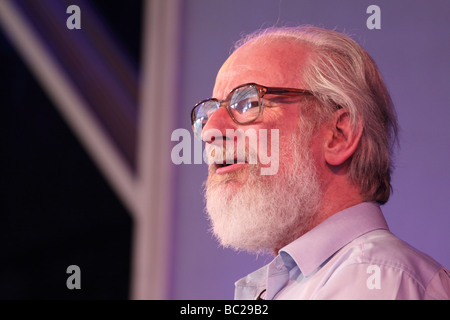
[233,26,399,204]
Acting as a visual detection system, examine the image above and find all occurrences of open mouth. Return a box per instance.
[214,158,247,174]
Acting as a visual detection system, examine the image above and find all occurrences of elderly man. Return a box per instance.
[190,26,450,299]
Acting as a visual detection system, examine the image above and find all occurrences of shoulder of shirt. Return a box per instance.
[332,229,445,294]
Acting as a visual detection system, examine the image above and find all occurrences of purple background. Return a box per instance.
[171,0,450,299]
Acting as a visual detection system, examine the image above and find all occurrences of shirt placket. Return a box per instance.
[264,256,291,300]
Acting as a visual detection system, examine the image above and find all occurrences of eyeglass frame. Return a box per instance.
[190,82,316,137]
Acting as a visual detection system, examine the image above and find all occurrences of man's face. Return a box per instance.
[203,39,323,253]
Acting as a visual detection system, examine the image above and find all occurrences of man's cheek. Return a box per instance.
[259,129,280,176]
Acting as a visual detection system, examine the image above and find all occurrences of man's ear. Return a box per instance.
[324,109,363,166]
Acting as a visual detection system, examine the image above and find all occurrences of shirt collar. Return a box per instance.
[279,202,389,277]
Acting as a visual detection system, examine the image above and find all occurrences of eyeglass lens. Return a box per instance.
[192,85,261,139]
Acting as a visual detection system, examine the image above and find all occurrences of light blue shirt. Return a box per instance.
[234,202,450,300]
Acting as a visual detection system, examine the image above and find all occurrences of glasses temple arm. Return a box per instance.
[264,87,314,96]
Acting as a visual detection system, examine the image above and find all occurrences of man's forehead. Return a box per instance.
[213,66,271,97]
[213,38,310,98]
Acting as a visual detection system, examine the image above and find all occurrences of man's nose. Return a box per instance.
[201,106,238,144]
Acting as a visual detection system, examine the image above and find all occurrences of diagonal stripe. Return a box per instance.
[0,0,138,215]
[14,0,139,169]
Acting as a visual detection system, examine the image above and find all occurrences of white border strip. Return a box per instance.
[131,0,180,299]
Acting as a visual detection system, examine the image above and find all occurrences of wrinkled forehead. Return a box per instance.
[213,38,311,99]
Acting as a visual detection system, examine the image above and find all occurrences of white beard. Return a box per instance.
[204,130,323,254]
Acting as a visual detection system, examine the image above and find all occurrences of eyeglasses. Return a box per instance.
[191,82,314,139]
